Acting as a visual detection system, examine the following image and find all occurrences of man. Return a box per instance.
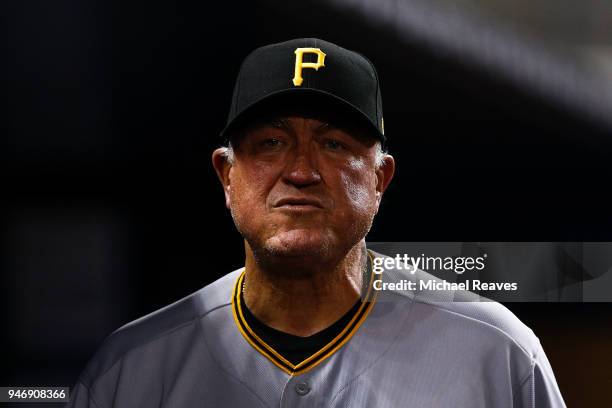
[67,38,565,407]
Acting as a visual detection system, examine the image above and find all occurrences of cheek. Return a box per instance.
[229,163,277,212]
[337,159,378,214]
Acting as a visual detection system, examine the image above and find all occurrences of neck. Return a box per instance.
[242,240,369,337]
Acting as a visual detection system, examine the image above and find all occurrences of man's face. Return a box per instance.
[213,113,394,262]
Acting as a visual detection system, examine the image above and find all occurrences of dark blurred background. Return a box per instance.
[1,0,611,406]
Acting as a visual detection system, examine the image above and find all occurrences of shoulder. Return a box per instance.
[417,293,541,359]
[78,268,243,388]
[370,250,541,359]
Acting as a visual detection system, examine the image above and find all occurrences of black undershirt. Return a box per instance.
[239,253,372,366]
[240,291,362,365]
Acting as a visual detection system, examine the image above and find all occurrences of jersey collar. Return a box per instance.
[231,250,379,376]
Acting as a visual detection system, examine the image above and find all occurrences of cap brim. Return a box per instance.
[219,88,385,146]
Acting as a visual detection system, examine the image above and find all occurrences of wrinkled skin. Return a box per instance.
[212,114,395,274]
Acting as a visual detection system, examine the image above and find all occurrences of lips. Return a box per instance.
[274,197,324,208]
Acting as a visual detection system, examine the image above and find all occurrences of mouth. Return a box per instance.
[273,197,324,211]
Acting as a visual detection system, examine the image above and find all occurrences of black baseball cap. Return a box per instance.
[220,38,385,146]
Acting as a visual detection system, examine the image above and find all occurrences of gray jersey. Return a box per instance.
[67,250,566,407]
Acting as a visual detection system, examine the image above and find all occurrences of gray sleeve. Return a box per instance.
[515,347,566,408]
[65,381,103,408]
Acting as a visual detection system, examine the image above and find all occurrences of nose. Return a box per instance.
[282,147,322,187]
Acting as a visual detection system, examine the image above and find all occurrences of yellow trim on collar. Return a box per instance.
[231,250,379,376]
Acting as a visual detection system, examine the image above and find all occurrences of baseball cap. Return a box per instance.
[220,38,385,146]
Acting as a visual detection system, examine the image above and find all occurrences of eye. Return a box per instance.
[324,138,344,151]
[259,138,284,150]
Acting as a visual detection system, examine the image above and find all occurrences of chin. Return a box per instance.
[263,229,332,259]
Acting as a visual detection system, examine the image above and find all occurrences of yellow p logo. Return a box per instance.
[293,48,326,87]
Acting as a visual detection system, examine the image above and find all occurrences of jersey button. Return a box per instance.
[294,381,311,396]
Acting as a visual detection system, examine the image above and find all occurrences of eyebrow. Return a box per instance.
[266,117,336,133]
[315,122,334,132]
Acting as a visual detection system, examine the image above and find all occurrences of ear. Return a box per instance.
[212,147,233,209]
[374,154,395,211]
